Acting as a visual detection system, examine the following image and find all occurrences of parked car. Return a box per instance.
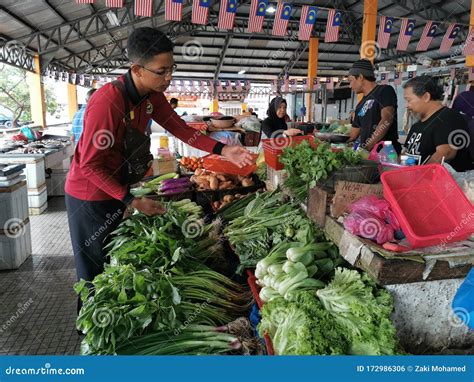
[0,114,13,128]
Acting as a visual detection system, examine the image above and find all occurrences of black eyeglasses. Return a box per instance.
[140,64,177,77]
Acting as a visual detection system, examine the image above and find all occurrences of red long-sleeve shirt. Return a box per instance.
[65,73,220,201]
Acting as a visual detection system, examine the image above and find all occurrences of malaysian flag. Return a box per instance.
[192,0,211,24]
[394,72,402,85]
[289,79,296,91]
[105,0,124,6]
[416,21,440,51]
[218,0,237,30]
[312,77,318,90]
[271,80,277,93]
[325,9,342,43]
[463,27,474,55]
[168,81,176,92]
[397,18,416,51]
[380,72,388,85]
[215,80,223,93]
[76,0,94,3]
[377,16,394,49]
[272,2,292,37]
[302,78,308,90]
[298,6,318,41]
[135,0,153,17]
[283,76,289,92]
[165,0,183,21]
[440,24,461,53]
[326,79,334,90]
[248,0,267,33]
[407,71,416,79]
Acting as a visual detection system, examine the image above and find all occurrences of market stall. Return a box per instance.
[0,135,74,214]
[66,114,472,356]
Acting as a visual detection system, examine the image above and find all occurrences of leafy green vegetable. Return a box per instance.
[280,140,362,200]
[258,291,349,355]
[223,191,322,272]
[259,268,401,355]
[316,268,400,355]
[76,198,252,355]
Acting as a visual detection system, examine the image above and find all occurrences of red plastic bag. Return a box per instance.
[344,210,394,244]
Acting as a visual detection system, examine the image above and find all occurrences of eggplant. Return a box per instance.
[161,178,191,186]
[159,186,192,195]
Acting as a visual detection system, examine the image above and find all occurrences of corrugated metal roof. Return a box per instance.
[0,0,472,82]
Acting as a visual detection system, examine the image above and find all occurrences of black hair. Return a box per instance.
[364,75,376,82]
[127,27,174,64]
[403,76,444,101]
[170,98,178,105]
[86,88,96,101]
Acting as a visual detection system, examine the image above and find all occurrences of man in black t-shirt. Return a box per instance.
[348,59,401,153]
[403,76,473,172]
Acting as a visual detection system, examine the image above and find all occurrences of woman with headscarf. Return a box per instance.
[261,97,302,138]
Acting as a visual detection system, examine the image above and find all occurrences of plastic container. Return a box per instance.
[381,164,474,248]
[262,135,317,170]
[246,270,275,356]
[379,141,398,164]
[202,153,258,176]
[186,122,208,131]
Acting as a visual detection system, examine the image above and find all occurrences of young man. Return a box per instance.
[71,88,96,143]
[169,98,178,109]
[65,27,254,293]
[348,59,401,153]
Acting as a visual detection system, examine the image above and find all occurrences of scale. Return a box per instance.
[0,163,26,177]
[0,164,26,187]
[0,175,26,187]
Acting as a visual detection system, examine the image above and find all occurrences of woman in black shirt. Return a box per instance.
[403,76,473,172]
[261,97,302,138]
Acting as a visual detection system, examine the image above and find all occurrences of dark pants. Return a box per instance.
[65,193,125,312]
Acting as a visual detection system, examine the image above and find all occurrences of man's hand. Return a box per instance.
[131,198,166,216]
[284,128,303,137]
[221,145,255,167]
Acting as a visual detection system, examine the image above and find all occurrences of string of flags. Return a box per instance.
[41,68,252,95]
[75,0,474,53]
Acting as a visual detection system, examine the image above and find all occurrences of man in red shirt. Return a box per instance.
[65,28,253,299]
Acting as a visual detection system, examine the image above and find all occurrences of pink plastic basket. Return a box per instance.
[381,164,474,249]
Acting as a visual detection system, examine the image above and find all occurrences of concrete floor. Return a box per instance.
[0,197,82,355]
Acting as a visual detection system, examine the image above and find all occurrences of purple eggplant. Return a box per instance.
[161,177,191,186]
[159,186,192,195]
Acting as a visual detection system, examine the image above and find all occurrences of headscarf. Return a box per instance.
[262,97,287,138]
